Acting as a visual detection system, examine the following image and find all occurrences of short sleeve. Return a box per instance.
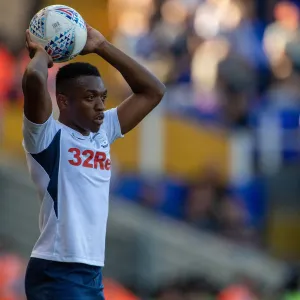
[22,114,61,154]
[102,108,124,144]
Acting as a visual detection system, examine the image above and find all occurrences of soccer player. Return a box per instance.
[22,24,165,300]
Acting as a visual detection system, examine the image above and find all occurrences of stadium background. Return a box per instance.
[1,0,300,299]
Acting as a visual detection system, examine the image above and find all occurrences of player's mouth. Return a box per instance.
[93,113,104,125]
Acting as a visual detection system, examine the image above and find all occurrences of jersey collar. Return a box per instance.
[56,120,92,141]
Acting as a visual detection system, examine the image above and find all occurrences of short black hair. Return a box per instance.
[56,62,101,91]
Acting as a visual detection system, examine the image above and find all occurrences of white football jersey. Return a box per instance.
[22,108,123,266]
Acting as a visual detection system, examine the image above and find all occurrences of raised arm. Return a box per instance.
[81,25,166,135]
[22,30,53,124]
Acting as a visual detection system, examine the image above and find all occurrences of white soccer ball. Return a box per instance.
[29,5,87,63]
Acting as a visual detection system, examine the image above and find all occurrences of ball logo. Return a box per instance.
[68,148,111,170]
[52,21,61,33]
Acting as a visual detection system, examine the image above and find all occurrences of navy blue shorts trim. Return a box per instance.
[25,257,105,300]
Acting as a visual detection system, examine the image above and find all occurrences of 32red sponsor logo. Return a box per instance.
[68,148,111,170]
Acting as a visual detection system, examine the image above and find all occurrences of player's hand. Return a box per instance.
[25,29,53,68]
[81,24,107,55]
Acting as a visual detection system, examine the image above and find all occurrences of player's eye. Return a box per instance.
[86,94,94,101]
[101,92,108,103]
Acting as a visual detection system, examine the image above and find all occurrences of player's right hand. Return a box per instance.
[25,29,53,68]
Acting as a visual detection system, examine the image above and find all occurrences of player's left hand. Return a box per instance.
[81,24,107,55]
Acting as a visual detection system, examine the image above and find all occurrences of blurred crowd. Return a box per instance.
[0,36,62,112]
[152,276,259,300]
[113,165,263,247]
[110,0,300,130]
[2,0,300,131]
[109,0,300,249]
[151,269,300,300]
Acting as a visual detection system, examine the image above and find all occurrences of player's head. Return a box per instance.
[56,62,107,134]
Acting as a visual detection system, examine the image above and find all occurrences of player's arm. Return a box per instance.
[22,30,53,124]
[81,25,166,135]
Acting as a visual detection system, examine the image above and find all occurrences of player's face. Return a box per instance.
[68,76,107,134]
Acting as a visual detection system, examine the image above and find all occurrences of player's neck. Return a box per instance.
[58,117,90,136]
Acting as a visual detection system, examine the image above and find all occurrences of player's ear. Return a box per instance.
[57,93,68,110]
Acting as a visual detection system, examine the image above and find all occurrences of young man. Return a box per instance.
[22,24,165,300]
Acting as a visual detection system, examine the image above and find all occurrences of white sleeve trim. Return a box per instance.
[22,113,59,154]
[113,108,124,139]
[104,108,124,144]
[23,113,54,127]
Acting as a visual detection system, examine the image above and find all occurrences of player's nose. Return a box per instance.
[94,98,105,111]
